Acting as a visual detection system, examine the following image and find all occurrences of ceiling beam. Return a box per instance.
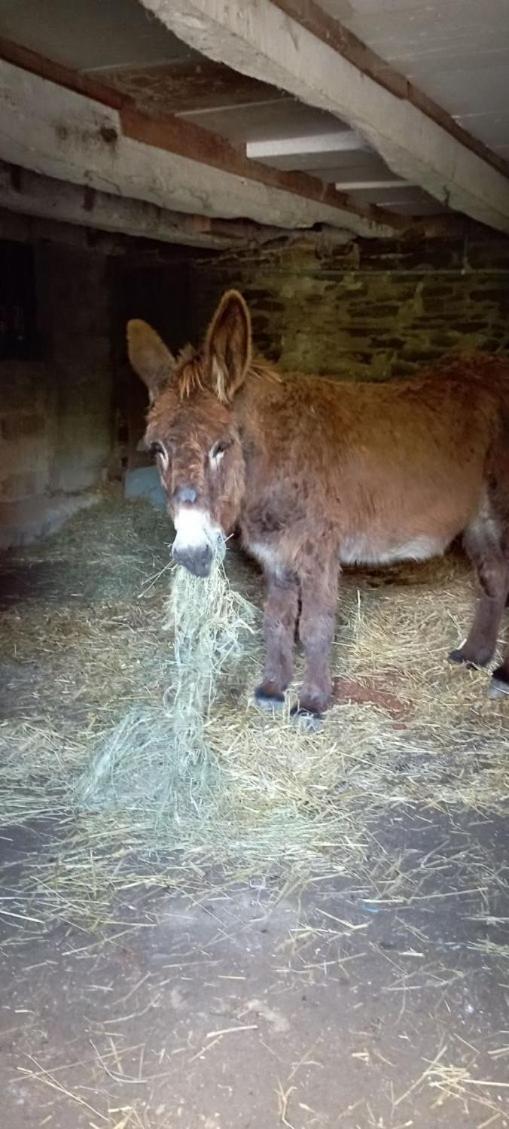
[0,160,293,249]
[0,51,400,239]
[140,0,509,233]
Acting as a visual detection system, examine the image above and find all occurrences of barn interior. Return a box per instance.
[0,2,509,1127]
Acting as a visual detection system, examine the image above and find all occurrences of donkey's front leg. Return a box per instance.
[255,569,300,710]
[293,559,339,722]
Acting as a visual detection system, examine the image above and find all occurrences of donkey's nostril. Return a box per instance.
[174,485,197,505]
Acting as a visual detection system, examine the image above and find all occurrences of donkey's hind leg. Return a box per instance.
[449,508,509,669]
[490,525,509,696]
[490,650,509,696]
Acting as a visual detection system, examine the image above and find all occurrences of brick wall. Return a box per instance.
[0,242,113,547]
[183,231,509,379]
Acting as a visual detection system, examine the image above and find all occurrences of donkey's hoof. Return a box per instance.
[448,647,490,670]
[254,686,285,713]
[290,705,323,732]
[488,667,509,699]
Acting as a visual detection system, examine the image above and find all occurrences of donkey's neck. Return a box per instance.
[235,363,283,453]
[232,364,285,522]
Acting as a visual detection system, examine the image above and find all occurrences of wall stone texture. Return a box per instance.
[183,231,509,380]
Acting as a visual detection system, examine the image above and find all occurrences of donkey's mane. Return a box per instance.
[175,347,206,400]
[174,345,282,401]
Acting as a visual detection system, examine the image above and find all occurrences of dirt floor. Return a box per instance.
[1,494,508,1129]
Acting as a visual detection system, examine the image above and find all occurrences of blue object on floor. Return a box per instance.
[124,467,166,511]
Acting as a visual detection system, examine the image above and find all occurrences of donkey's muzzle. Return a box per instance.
[171,542,213,578]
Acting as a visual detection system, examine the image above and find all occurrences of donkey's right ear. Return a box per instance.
[126,320,176,402]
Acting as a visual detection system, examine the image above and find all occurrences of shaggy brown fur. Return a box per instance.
[127,291,509,719]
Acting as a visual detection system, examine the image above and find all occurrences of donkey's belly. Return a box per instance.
[339,533,450,567]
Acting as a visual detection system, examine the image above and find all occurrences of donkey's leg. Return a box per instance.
[293,558,339,722]
[449,514,509,668]
[490,648,509,696]
[490,525,509,696]
[255,569,299,709]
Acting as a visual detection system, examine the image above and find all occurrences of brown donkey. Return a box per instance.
[128,290,509,722]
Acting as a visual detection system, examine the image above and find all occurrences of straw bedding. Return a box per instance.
[0,494,508,933]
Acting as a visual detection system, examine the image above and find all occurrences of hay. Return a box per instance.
[0,497,508,933]
[75,539,256,820]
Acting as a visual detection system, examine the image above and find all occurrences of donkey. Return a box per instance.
[127,290,509,722]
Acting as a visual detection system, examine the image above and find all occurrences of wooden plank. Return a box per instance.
[139,0,509,233]
[335,179,411,190]
[246,131,365,158]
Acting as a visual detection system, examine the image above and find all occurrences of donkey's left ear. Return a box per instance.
[205,290,252,402]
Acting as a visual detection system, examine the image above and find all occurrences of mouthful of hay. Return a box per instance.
[76,538,256,822]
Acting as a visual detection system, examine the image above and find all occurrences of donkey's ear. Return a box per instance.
[126,319,175,402]
[205,290,252,403]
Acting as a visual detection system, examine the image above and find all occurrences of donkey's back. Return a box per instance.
[243,356,507,569]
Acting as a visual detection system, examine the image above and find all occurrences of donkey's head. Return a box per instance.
[127,290,250,577]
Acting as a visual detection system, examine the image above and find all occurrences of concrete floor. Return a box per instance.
[1,809,508,1129]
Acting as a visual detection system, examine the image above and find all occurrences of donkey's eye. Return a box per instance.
[150,441,170,470]
[210,439,232,460]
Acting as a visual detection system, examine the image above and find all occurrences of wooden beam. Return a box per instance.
[0,52,399,238]
[0,159,294,249]
[140,0,509,233]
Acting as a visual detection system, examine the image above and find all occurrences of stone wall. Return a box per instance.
[183,230,509,379]
[0,242,113,546]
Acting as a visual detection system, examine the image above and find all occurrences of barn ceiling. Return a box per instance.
[0,0,418,215]
[0,0,508,239]
[320,0,509,160]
